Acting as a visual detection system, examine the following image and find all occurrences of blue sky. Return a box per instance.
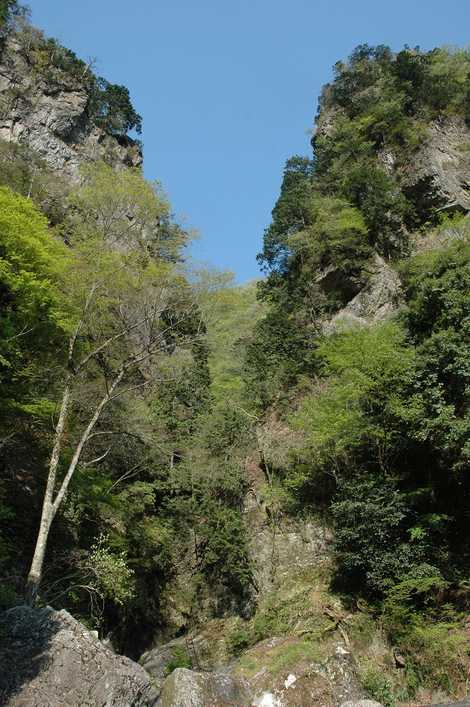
[29,0,470,281]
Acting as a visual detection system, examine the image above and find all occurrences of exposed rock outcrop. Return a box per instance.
[229,636,367,707]
[249,517,333,596]
[156,668,251,707]
[153,644,371,707]
[324,253,403,333]
[0,35,142,178]
[0,605,156,706]
[315,96,470,219]
[402,117,470,214]
[140,638,188,695]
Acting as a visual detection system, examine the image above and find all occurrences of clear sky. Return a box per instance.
[28,0,470,281]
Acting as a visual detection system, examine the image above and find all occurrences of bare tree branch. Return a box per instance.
[81,447,111,468]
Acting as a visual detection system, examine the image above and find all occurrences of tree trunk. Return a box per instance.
[25,498,55,605]
[25,367,124,604]
[25,382,71,605]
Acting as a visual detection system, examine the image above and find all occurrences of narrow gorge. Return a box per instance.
[0,4,469,706]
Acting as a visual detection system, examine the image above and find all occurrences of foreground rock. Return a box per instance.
[156,668,251,706]
[0,605,156,706]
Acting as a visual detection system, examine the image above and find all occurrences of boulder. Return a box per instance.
[140,638,190,695]
[156,667,251,706]
[0,605,156,706]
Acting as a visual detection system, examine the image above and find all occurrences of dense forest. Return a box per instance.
[0,3,469,705]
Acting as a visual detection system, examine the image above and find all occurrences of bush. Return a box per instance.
[227,621,253,655]
[165,646,192,674]
[359,661,397,707]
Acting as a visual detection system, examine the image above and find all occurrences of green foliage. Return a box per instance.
[287,195,371,304]
[397,622,470,694]
[382,565,449,641]
[381,564,470,694]
[292,322,415,476]
[331,477,422,593]
[0,140,70,225]
[243,303,319,410]
[399,239,470,476]
[165,646,192,674]
[359,661,398,707]
[69,162,185,259]
[251,189,373,408]
[87,534,135,606]
[0,151,254,654]
[237,42,470,697]
[258,155,315,278]
[0,482,14,568]
[89,79,142,136]
[201,276,264,403]
[0,186,70,414]
[275,234,469,607]
[328,44,470,122]
[0,583,19,609]
[314,44,470,251]
[201,405,252,458]
[227,620,253,656]
[250,45,470,412]
[1,27,469,695]
[173,458,252,596]
[259,164,372,308]
[0,0,24,31]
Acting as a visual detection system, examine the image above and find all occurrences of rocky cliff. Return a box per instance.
[315,97,470,219]
[0,33,142,178]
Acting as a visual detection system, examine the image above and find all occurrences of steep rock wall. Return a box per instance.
[0,35,142,178]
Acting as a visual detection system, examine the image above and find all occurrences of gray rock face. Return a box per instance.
[249,518,333,596]
[140,640,181,690]
[324,253,403,334]
[404,117,470,213]
[140,638,193,695]
[156,668,251,707]
[316,100,470,218]
[0,35,142,178]
[0,605,156,706]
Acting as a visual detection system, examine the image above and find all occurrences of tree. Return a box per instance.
[89,79,142,136]
[0,186,69,414]
[0,0,25,31]
[26,164,197,602]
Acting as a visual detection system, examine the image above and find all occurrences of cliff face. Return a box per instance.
[0,35,142,178]
[315,100,470,219]
[403,116,470,213]
[313,76,470,326]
